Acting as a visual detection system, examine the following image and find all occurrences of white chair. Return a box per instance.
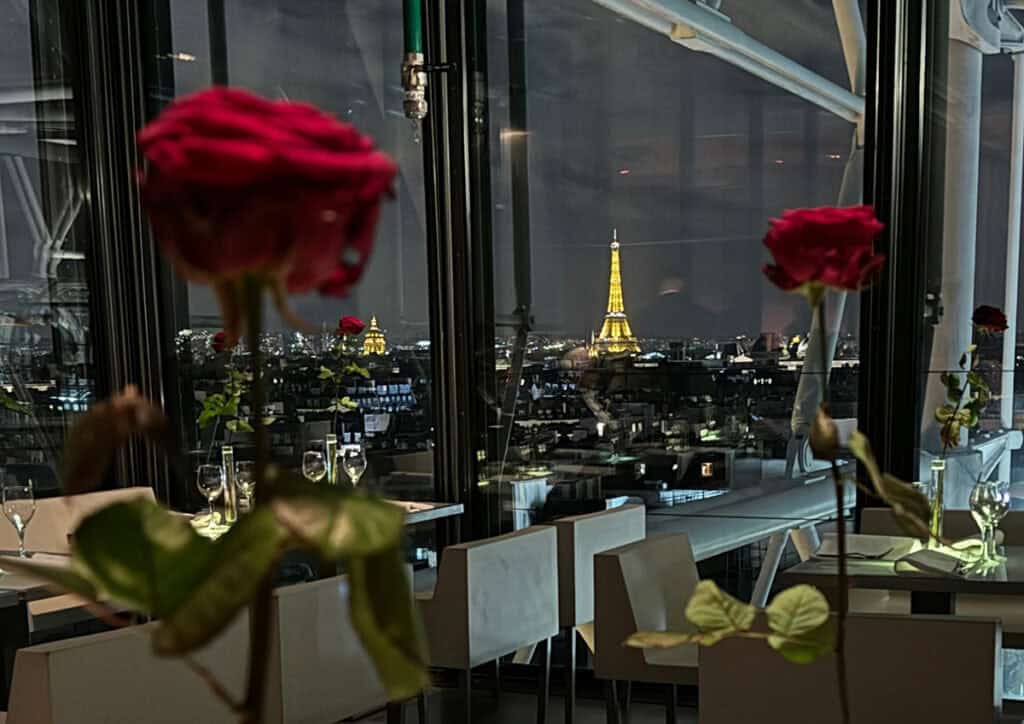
[594,533,700,724]
[3,572,409,723]
[545,505,646,724]
[4,616,247,724]
[417,526,559,724]
[699,614,1003,724]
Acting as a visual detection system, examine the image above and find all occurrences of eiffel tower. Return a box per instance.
[592,229,641,357]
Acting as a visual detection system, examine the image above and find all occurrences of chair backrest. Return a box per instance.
[426,526,558,668]
[547,504,646,627]
[7,616,247,724]
[861,506,1024,543]
[266,574,389,723]
[593,533,700,683]
[699,614,1002,724]
[0,488,156,555]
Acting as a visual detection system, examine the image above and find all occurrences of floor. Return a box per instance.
[355,687,698,724]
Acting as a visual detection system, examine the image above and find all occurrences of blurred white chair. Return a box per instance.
[699,614,1002,724]
[4,616,247,724]
[3,572,410,723]
[594,533,700,724]
[417,526,559,724]
[545,505,646,724]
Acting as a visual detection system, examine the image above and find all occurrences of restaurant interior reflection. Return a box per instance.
[5,0,1024,722]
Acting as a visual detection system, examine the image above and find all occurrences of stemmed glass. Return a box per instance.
[302,451,327,483]
[196,464,225,531]
[970,480,1011,566]
[3,481,36,558]
[341,446,368,487]
[236,461,256,510]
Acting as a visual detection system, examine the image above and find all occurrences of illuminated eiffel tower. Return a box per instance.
[592,229,641,357]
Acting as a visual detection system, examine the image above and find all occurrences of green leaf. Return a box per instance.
[271,488,405,560]
[338,396,359,410]
[935,405,955,424]
[940,372,962,403]
[625,631,713,648]
[769,619,834,664]
[221,396,239,418]
[71,500,216,616]
[849,431,931,539]
[808,407,838,461]
[347,547,429,701]
[344,363,371,379]
[765,585,829,642]
[319,366,336,380]
[226,418,254,433]
[0,556,99,601]
[967,370,985,389]
[0,388,31,416]
[262,416,277,427]
[685,580,756,642]
[153,508,288,654]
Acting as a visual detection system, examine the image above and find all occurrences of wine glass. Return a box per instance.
[196,464,225,531]
[236,461,256,509]
[302,451,327,483]
[341,446,368,487]
[970,480,1011,565]
[3,481,35,558]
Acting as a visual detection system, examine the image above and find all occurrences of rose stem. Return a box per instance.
[242,275,273,724]
[818,297,850,724]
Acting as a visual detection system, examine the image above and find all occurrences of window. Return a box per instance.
[480,0,867,551]
[142,1,436,519]
[0,1,94,494]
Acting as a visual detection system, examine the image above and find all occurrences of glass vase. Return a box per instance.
[325,433,338,486]
[222,445,238,525]
[928,458,946,547]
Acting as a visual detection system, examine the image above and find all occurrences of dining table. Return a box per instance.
[778,533,1024,616]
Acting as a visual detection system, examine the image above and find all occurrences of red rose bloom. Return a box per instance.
[212,330,228,353]
[762,205,885,297]
[973,305,1007,333]
[137,87,397,340]
[338,316,365,336]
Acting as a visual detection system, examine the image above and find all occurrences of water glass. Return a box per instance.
[302,451,327,483]
[2,482,35,558]
[970,480,1011,563]
[341,446,368,487]
[236,461,256,508]
[196,464,225,530]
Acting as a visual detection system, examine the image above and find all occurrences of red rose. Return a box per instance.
[212,330,228,353]
[338,316,365,336]
[972,305,1007,333]
[762,205,885,298]
[137,87,397,339]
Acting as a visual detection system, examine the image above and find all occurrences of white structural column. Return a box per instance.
[922,39,983,452]
[1000,54,1024,481]
[788,0,865,446]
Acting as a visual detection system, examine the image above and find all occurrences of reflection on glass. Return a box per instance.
[2,482,35,558]
[236,461,256,507]
[302,451,327,484]
[970,480,1011,565]
[342,446,368,487]
[196,464,225,531]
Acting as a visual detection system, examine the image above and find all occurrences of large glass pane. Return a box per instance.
[0,1,94,495]
[142,2,436,522]
[482,0,865,569]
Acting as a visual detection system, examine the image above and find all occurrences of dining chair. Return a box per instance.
[3,615,248,724]
[3,572,418,724]
[699,613,1003,724]
[594,533,700,724]
[417,526,559,724]
[545,504,646,724]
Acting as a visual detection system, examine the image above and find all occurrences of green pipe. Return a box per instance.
[403,0,423,55]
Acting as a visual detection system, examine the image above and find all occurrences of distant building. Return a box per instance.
[591,229,641,357]
[361,315,388,356]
